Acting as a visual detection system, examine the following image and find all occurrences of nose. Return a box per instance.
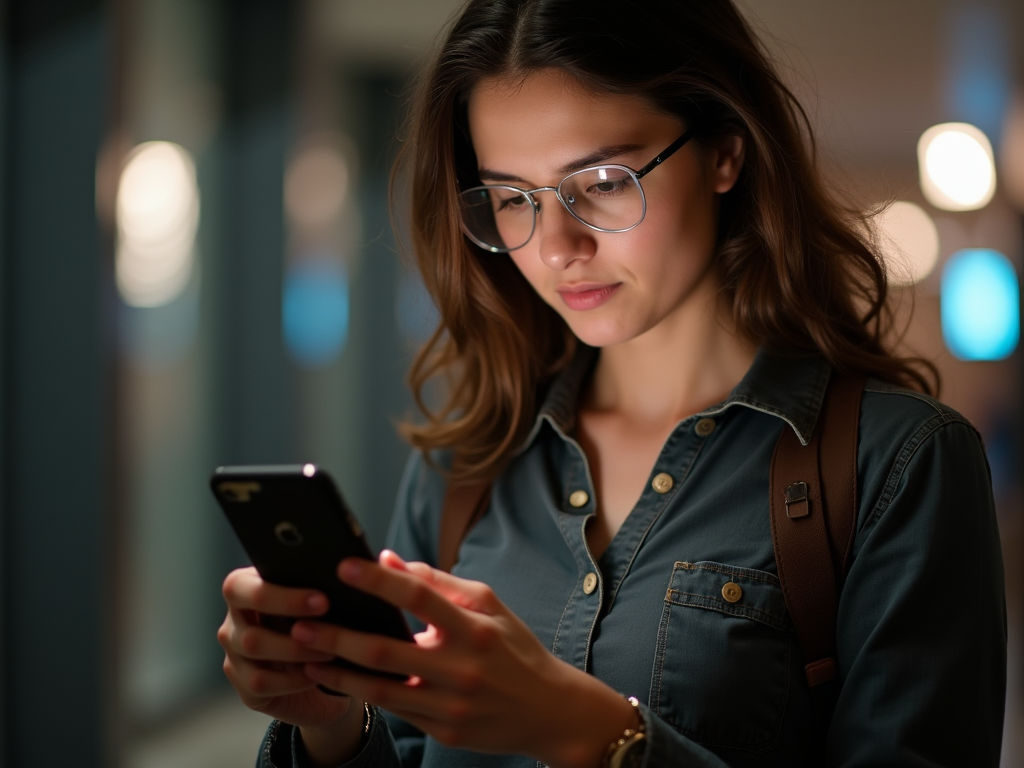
[535,191,596,270]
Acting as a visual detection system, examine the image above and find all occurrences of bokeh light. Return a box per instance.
[116,141,200,307]
[941,249,1019,361]
[285,140,350,230]
[918,123,996,211]
[282,256,350,368]
[874,201,940,286]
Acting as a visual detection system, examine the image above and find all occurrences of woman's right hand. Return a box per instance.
[218,566,353,729]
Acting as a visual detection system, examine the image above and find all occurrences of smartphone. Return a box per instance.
[211,463,414,681]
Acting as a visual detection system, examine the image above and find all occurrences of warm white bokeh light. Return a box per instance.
[285,142,350,230]
[918,123,996,211]
[116,142,199,307]
[875,201,941,286]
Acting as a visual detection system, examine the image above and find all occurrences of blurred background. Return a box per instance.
[0,0,1021,765]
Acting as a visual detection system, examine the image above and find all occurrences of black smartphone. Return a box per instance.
[211,463,414,681]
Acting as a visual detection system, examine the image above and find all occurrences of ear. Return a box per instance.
[711,135,745,194]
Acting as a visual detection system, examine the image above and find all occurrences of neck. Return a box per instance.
[584,281,756,427]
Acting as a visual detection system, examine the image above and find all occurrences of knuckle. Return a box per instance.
[248,669,271,695]
[238,628,261,656]
[216,622,232,650]
[407,583,431,614]
[364,640,391,669]
[475,584,498,610]
[469,622,498,650]
[455,665,483,695]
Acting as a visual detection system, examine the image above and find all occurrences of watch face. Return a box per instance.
[610,733,647,768]
[622,738,647,768]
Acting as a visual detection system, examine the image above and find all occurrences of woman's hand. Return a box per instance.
[291,552,637,768]
[217,567,362,733]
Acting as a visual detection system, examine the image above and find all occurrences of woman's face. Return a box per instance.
[466,69,743,349]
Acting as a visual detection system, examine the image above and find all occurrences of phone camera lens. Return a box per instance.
[274,521,304,546]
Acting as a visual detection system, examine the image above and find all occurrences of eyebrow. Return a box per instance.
[477,143,647,183]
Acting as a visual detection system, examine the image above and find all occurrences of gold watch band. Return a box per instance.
[603,696,647,768]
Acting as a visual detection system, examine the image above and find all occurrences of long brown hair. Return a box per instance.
[395,0,936,484]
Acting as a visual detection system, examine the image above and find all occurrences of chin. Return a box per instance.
[562,316,642,349]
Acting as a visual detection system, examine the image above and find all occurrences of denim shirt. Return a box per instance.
[258,348,1006,767]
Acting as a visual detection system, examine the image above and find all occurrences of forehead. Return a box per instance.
[466,69,679,173]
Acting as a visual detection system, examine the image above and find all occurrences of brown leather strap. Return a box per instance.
[818,373,866,583]
[438,478,492,573]
[770,371,864,687]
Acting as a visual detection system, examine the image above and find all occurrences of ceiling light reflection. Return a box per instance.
[116,142,199,307]
[918,123,996,211]
[875,201,940,286]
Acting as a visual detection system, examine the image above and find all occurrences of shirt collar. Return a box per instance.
[519,345,831,452]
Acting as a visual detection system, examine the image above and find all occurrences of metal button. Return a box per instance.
[651,473,674,494]
[721,582,743,603]
[569,490,589,508]
[583,572,598,595]
[695,418,716,437]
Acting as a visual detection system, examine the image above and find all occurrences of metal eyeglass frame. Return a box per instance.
[459,127,696,253]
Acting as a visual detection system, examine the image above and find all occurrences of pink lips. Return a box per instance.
[555,282,622,311]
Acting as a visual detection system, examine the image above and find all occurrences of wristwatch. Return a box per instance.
[604,696,647,768]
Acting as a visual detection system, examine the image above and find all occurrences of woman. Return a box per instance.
[218,1,1007,766]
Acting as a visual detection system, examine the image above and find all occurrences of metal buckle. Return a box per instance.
[784,481,810,519]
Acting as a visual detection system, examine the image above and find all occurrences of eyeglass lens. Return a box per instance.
[459,166,644,252]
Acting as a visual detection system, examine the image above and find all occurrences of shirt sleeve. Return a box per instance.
[827,416,1006,765]
[253,710,403,768]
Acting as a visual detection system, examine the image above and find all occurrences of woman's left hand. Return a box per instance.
[290,550,635,768]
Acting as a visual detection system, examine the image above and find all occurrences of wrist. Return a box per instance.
[298,700,368,767]
[535,665,641,768]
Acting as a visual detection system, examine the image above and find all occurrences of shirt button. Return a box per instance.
[721,582,743,603]
[583,572,598,595]
[651,473,674,493]
[695,417,716,437]
[569,490,589,508]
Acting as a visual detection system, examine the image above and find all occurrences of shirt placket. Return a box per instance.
[547,413,722,672]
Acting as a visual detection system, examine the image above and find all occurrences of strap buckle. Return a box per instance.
[784,482,810,519]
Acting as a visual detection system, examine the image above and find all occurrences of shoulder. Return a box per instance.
[855,377,990,532]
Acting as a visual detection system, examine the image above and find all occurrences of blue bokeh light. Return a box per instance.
[283,257,350,368]
[941,249,1019,361]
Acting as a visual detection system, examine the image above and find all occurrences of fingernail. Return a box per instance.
[339,559,363,581]
[292,623,316,644]
[307,594,328,612]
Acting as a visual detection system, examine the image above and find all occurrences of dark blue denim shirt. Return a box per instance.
[259,348,1006,767]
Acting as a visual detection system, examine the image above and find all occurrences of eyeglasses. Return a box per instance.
[458,128,695,253]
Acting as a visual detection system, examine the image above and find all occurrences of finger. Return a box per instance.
[391,556,501,615]
[223,567,329,617]
[222,617,335,663]
[292,621,435,678]
[224,653,320,700]
[337,559,470,632]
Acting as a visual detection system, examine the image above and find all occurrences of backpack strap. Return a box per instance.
[438,478,492,573]
[769,371,865,688]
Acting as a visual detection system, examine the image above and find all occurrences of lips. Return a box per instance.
[555,282,622,311]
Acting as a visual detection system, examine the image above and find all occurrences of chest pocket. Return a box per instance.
[650,561,793,752]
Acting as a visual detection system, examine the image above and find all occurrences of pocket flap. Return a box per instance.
[665,561,789,630]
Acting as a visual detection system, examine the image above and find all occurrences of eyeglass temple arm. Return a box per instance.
[634,127,697,180]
